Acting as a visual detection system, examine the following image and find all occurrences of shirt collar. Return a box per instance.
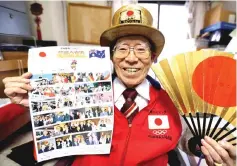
[113,77,150,102]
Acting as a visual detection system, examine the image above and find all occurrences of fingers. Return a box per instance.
[2,72,32,84]
[5,82,33,91]
[201,137,224,164]
[201,146,213,166]
[4,87,27,97]
[219,140,236,158]
[4,81,32,98]
[3,73,33,99]
[202,136,234,166]
[21,72,32,79]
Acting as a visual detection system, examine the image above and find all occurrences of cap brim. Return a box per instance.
[100,24,165,60]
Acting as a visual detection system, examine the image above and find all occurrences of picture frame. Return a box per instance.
[67,3,112,45]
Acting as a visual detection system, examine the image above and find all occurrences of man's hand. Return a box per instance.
[201,136,236,166]
[3,72,33,107]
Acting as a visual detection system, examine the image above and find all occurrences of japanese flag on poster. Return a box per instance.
[148,115,170,129]
[28,46,114,162]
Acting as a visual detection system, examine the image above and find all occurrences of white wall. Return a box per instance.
[26,1,67,46]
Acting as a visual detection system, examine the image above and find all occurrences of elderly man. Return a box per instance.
[3,4,235,166]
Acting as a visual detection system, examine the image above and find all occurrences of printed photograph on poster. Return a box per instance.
[36,126,54,140]
[31,74,53,86]
[55,135,73,149]
[76,71,111,82]
[31,86,56,98]
[75,92,113,107]
[55,84,75,97]
[33,110,71,127]
[37,139,56,154]
[72,130,112,146]
[31,99,56,113]
[66,117,113,133]
[69,105,113,120]
[53,73,76,83]
[56,96,75,108]
[75,81,111,94]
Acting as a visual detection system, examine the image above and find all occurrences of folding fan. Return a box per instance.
[151,49,236,152]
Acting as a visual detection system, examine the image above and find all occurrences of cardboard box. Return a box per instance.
[204,4,236,28]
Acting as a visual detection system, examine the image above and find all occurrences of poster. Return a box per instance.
[28,46,113,162]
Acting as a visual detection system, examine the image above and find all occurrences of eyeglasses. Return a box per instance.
[113,44,150,59]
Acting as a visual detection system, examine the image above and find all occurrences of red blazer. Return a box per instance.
[72,86,182,166]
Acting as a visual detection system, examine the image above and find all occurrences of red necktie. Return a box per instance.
[121,88,139,124]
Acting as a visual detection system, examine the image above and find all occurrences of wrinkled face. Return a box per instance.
[112,36,152,88]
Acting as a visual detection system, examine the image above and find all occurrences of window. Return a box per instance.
[138,3,158,28]
[139,1,189,60]
[159,4,188,43]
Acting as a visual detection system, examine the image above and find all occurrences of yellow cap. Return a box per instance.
[100,4,165,60]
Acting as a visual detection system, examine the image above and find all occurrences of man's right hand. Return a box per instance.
[3,72,33,107]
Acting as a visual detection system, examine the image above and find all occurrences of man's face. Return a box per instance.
[112,36,152,88]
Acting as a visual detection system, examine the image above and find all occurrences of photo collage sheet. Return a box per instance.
[28,46,114,162]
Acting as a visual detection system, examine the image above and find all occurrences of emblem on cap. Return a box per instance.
[120,9,142,24]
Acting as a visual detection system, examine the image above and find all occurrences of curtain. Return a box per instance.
[185,0,210,38]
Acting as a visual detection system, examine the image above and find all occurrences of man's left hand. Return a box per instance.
[201,136,236,166]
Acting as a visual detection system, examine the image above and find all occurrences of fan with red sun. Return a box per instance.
[151,49,236,156]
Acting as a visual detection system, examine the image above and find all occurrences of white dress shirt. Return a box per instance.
[113,77,150,111]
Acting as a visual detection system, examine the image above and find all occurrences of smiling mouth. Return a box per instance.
[123,68,140,73]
